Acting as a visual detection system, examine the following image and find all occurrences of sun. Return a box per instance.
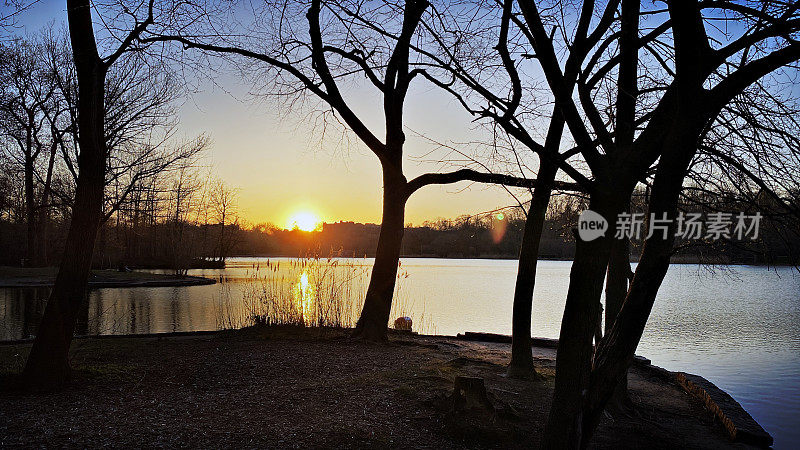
[285,211,322,232]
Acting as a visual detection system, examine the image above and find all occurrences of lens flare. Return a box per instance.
[491,211,508,243]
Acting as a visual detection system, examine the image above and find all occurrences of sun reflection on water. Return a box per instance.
[294,271,315,323]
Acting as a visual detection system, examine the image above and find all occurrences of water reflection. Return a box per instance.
[235,259,369,328]
[0,287,49,340]
[295,271,314,324]
[0,284,226,340]
[1,259,798,447]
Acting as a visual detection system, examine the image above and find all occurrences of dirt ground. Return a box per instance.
[0,327,753,448]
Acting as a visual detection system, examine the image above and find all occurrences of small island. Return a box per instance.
[0,267,215,289]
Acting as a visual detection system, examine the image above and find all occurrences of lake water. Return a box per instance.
[1,257,798,448]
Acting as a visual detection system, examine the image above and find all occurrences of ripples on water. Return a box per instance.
[1,258,798,448]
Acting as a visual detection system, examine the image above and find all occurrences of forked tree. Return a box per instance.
[426,2,800,438]
[498,1,800,446]
[420,0,800,444]
[143,0,575,340]
[384,0,678,382]
[410,0,650,378]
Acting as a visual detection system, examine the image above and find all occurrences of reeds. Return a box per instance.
[245,252,368,327]
[215,252,434,333]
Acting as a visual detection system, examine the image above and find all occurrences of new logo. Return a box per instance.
[578,210,608,241]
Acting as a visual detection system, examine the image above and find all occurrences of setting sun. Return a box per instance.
[285,211,322,232]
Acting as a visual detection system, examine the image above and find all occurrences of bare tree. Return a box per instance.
[166,165,200,275]
[209,177,238,262]
[23,0,156,386]
[404,0,620,377]
[1,23,196,268]
[412,0,800,443]
[0,37,59,265]
[141,0,568,340]
[0,0,41,33]
[494,1,800,446]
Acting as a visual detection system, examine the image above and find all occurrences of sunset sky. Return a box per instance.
[9,0,536,228]
[176,78,530,227]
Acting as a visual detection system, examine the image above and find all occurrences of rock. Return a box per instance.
[394,316,412,331]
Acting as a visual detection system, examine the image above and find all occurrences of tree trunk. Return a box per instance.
[541,193,624,449]
[352,167,407,341]
[36,142,58,267]
[603,235,633,409]
[24,140,36,266]
[508,161,557,378]
[581,142,698,447]
[22,0,107,387]
[578,11,709,435]
[218,210,226,262]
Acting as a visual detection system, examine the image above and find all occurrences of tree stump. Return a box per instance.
[451,376,494,411]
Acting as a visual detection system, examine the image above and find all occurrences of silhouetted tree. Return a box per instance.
[0,25,200,267]
[499,1,800,446]
[210,178,238,262]
[423,0,800,444]
[0,38,60,265]
[410,0,611,377]
[142,0,567,340]
[23,0,156,386]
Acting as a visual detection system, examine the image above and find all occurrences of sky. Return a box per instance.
[176,76,530,228]
[5,0,534,228]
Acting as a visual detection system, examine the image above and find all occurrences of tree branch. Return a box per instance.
[406,168,583,196]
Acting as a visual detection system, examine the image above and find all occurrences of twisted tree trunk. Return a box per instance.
[540,196,617,449]
[581,119,701,447]
[582,160,690,446]
[541,187,633,449]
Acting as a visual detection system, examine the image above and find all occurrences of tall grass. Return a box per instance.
[242,253,368,327]
[215,253,434,333]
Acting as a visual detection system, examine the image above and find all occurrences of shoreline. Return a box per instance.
[229,254,795,267]
[0,267,215,289]
[0,327,772,447]
[455,331,772,447]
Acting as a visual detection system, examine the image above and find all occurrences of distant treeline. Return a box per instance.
[237,189,800,265]
[1,188,797,269]
[240,199,582,260]
[240,216,574,260]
